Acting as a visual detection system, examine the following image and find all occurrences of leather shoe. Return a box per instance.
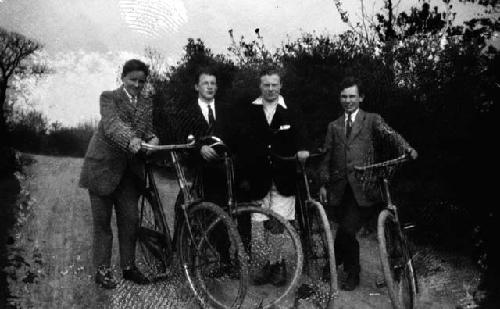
[270,259,287,287]
[95,268,118,289]
[123,266,150,285]
[341,271,359,291]
[253,261,271,285]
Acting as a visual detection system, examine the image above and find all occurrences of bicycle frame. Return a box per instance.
[140,140,210,257]
[355,154,418,308]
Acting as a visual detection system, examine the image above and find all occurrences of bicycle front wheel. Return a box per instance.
[231,203,303,309]
[177,201,249,309]
[296,199,338,306]
[378,209,417,309]
[136,191,173,281]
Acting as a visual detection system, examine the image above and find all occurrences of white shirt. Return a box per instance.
[345,108,359,126]
[198,98,216,124]
[252,95,287,125]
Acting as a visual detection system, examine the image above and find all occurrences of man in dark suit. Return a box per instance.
[319,76,417,291]
[80,59,158,289]
[237,67,310,286]
[160,67,242,271]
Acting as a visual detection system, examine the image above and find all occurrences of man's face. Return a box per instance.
[195,74,217,101]
[122,70,147,97]
[259,74,281,103]
[340,85,363,113]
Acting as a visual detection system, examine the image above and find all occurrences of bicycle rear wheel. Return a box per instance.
[136,191,173,281]
[177,201,249,309]
[378,209,417,309]
[231,203,303,309]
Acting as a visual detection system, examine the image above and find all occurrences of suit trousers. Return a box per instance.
[89,170,140,269]
[334,185,379,274]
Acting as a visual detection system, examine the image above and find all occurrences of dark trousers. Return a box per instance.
[334,185,378,274]
[89,170,140,269]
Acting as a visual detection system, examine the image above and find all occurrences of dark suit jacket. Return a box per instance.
[157,100,235,203]
[319,109,411,207]
[158,100,233,145]
[237,102,309,200]
[79,87,156,196]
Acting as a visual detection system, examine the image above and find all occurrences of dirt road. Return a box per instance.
[5,154,480,308]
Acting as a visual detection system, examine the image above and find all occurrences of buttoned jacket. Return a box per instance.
[238,102,309,200]
[319,109,411,206]
[79,87,156,196]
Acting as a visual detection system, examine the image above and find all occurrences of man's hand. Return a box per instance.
[296,150,310,164]
[407,147,418,160]
[128,137,143,154]
[148,136,160,146]
[200,145,220,161]
[319,186,328,205]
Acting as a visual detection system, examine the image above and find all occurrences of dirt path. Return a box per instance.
[5,154,480,308]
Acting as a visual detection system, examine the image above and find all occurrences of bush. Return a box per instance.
[44,122,95,157]
[150,32,498,257]
[8,110,95,157]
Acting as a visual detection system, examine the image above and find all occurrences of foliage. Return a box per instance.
[0,27,43,142]
[8,109,95,157]
[152,38,236,143]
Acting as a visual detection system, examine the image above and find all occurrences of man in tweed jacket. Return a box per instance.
[319,76,417,291]
[80,59,158,289]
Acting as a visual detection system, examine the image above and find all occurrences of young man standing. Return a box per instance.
[319,76,417,291]
[237,67,310,286]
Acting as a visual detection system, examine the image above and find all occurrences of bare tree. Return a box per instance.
[0,27,42,141]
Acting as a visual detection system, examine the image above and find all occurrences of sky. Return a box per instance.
[0,0,492,126]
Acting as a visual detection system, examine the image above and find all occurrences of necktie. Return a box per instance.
[346,112,353,138]
[207,104,215,128]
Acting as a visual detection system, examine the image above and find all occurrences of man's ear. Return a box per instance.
[194,84,199,92]
[359,95,364,103]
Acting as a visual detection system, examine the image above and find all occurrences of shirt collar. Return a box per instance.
[252,95,287,109]
[122,86,137,103]
[345,108,359,120]
[198,98,215,108]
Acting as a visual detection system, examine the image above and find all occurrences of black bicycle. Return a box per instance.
[355,154,418,309]
[135,137,250,309]
[208,136,304,309]
[272,152,337,309]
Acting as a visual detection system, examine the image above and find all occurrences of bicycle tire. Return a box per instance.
[232,203,303,309]
[177,201,249,309]
[378,209,418,309]
[136,191,173,280]
[308,200,338,296]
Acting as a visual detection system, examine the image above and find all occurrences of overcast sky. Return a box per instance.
[0,0,491,125]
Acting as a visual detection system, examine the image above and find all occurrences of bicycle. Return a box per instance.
[354,154,418,309]
[207,136,304,309]
[271,152,337,309]
[135,137,250,309]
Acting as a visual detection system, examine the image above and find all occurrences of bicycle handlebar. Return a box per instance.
[353,153,411,172]
[271,150,326,162]
[140,134,196,152]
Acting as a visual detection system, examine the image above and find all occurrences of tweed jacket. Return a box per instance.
[319,109,411,207]
[79,87,156,196]
[237,102,309,200]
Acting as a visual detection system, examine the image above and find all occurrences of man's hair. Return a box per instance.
[195,66,217,84]
[121,59,149,78]
[259,66,282,79]
[339,76,364,96]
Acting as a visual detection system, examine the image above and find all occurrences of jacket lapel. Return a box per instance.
[269,104,286,130]
[348,109,366,143]
[335,115,347,145]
